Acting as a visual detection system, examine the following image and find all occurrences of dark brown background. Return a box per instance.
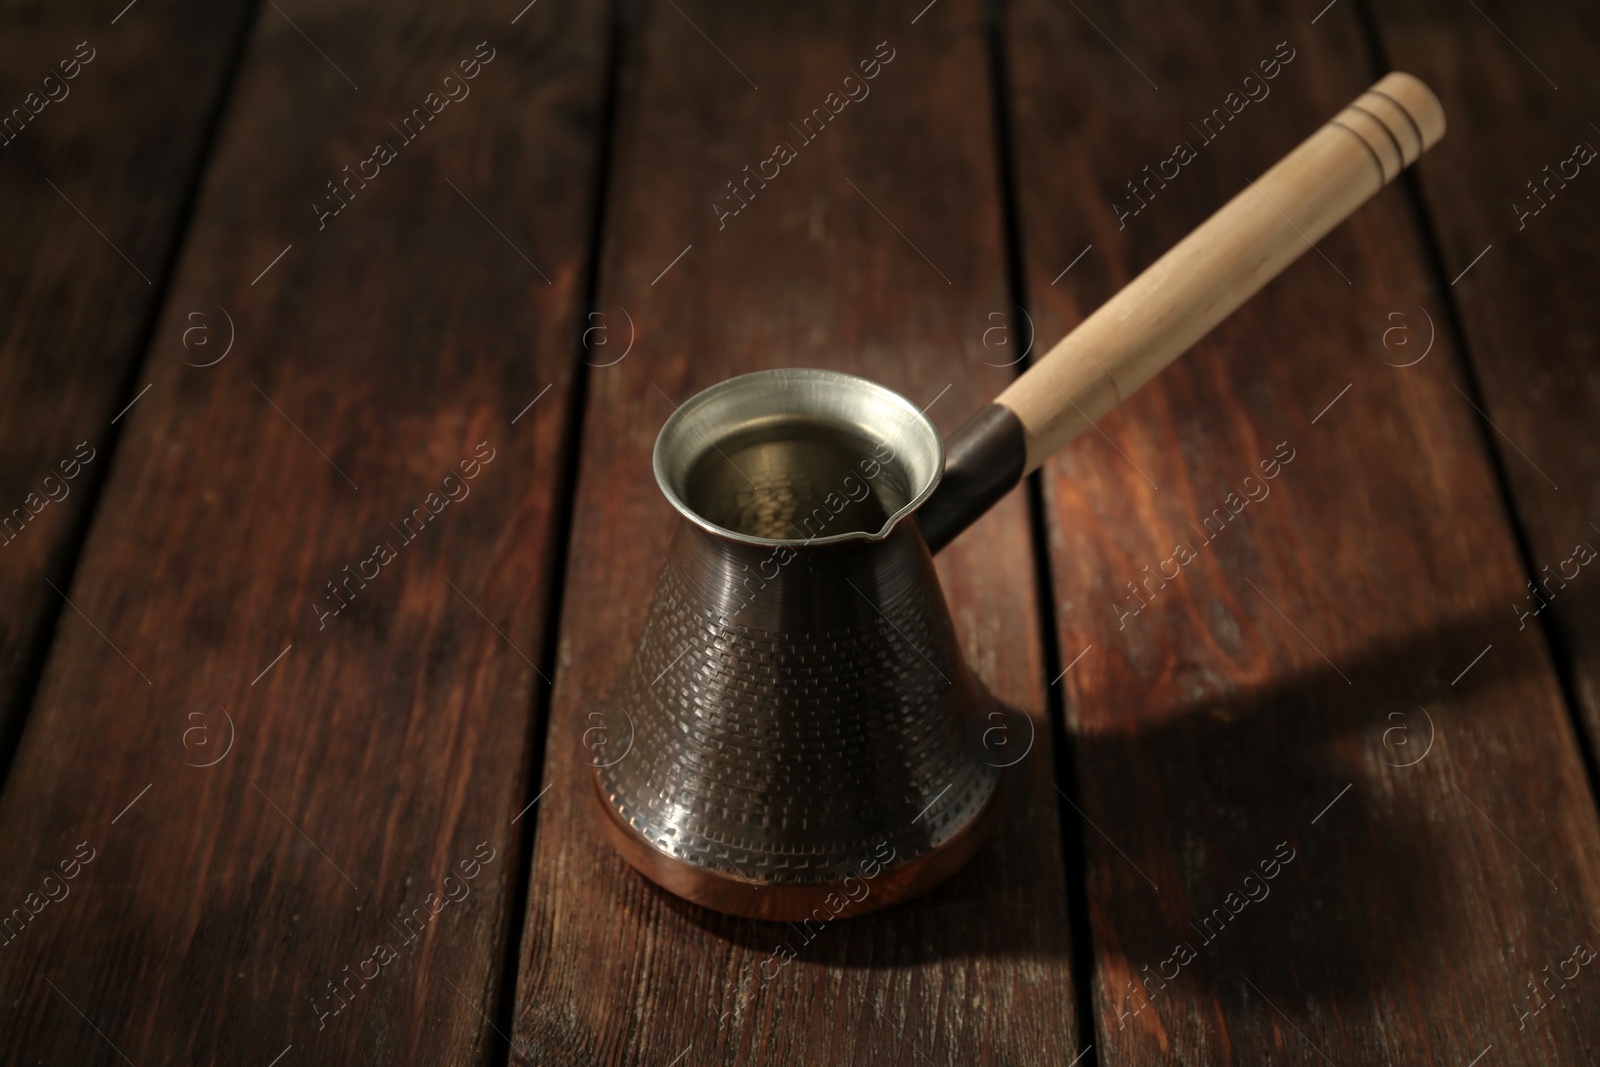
[0,0,1595,1063]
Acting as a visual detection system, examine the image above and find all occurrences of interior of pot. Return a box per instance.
[654,368,944,546]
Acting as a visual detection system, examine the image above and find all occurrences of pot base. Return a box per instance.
[590,771,1002,921]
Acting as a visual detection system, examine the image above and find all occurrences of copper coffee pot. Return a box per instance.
[589,74,1445,920]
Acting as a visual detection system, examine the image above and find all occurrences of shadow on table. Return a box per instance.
[1051,586,1595,1021]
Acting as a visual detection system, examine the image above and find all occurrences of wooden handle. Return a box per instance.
[997,72,1445,473]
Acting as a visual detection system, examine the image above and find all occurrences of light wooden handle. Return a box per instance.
[997,72,1445,473]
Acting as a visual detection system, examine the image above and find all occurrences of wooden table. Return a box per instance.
[2,0,1597,1063]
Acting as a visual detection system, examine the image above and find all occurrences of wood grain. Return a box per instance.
[0,0,255,776]
[0,0,611,1062]
[510,1,1084,1063]
[1366,0,1600,802]
[1005,0,1600,1062]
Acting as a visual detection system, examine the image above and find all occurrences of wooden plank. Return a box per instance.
[1367,0,1600,788]
[511,1,1083,1063]
[1005,0,1600,1062]
[0,1,611,1062]
[0,0,255,772]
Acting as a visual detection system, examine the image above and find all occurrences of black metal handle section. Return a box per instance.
[916,404,1027,554]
